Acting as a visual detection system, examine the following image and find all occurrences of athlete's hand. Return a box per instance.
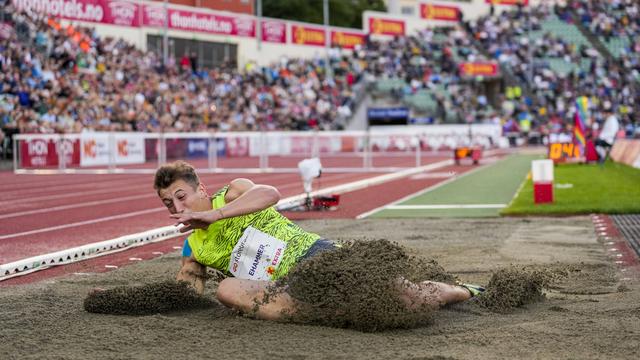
[170,210,219,233]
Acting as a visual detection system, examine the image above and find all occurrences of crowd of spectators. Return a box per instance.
[0,3,362,152]
[359,25,495,124]
[467,1,639,143]
[1,0,639,156]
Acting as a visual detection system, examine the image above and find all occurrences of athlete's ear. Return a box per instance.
[197,182,208,197]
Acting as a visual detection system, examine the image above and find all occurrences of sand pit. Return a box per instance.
[83,280,216,315]
[1,217,638,359]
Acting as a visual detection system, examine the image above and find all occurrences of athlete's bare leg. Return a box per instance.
[396,278,472,310]
[216,278,297,321]
[216,277,472,320]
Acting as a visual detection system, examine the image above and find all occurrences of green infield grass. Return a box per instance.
[369,154,538,218]
[502,161,640,215]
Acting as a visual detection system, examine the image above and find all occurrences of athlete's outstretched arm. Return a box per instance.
[171,178,280,232]
[220,178,281,216]
[176,256,206,295]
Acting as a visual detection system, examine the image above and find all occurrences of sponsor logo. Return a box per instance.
[170,12,233,34]
[421,4,459,21]
[117,139,128,156]
[83,139,96,158]
[332,31,364,48]
[108,1,137,25]
[231,239,246,273]
[188,140,207,153]
[12,0,105,23]
[28,139,48,156]
[370,17,404,35]
[144,5,166,27]
[271,247,282,266]
[234,17,254,36]
[262,21,285,39]
[293,25,325,45]
[459,62,499,77]
[266,265,275,276]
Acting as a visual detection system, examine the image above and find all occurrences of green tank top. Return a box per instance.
[187,185,320,280]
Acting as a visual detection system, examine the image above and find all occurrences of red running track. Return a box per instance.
[0,153,492,286]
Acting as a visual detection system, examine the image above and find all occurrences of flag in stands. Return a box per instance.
[573,96,589,155]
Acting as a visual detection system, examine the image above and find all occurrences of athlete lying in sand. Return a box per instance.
[154,160,484,320]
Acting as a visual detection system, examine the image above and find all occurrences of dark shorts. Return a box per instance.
[300,239,339,261]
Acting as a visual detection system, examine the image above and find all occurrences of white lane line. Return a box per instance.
[0,194,152,220]
[409,171,456,180]
[0,208,164,240]
[356,158,495,219]
[386,204,506,210]
[0,176,146,200]
[0,172,354,219]
[0,172,361,239]
[0,182,151,205]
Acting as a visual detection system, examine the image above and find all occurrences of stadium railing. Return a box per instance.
[13,127,501,174]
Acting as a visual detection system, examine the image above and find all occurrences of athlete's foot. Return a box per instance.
[458,283,485,297]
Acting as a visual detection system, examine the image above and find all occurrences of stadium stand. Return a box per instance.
[1,0,638,148]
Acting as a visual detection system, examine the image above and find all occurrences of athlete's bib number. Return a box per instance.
[228,226,287,280]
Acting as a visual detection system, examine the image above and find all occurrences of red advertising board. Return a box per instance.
[20,138,80,168]
[368,17,405,36]
[291,25,326,46]
[458,62,499,77]
[331,30,365,49]
[143,5,255,37]
[261,20,286,43]
[12,0,141,27]
[485,0,529,5]
[420,3,460,22]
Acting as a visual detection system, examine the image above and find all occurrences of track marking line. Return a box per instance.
[386,204,506,210]
[0,194,152,220]
[409,171,457,180]
[0,208,164,240]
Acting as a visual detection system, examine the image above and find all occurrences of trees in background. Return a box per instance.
[262,0,386,29]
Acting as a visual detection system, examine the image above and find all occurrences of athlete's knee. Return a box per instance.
[215,278,240,308]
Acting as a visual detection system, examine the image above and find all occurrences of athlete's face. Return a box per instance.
[158,179,210,214]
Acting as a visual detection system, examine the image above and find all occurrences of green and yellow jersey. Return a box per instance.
[186,186,320,280]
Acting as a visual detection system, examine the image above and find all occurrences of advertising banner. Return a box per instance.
[291,25,326,46]
[225,137,249,157]
[420,3,460,22]
[485,0,529,5]
[290,136,341,154]
[261,20,286,43]
[115,134,145,164]
[458,62,499,77]
[12,0,141,27]
[80,133,144,166]
[368,17,405,36]
[331,30,365,49]
[143,5,255,37]
[20,138,80,168]
[186,139,209,159]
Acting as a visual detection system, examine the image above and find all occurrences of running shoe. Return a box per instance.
[459,283,486,297]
